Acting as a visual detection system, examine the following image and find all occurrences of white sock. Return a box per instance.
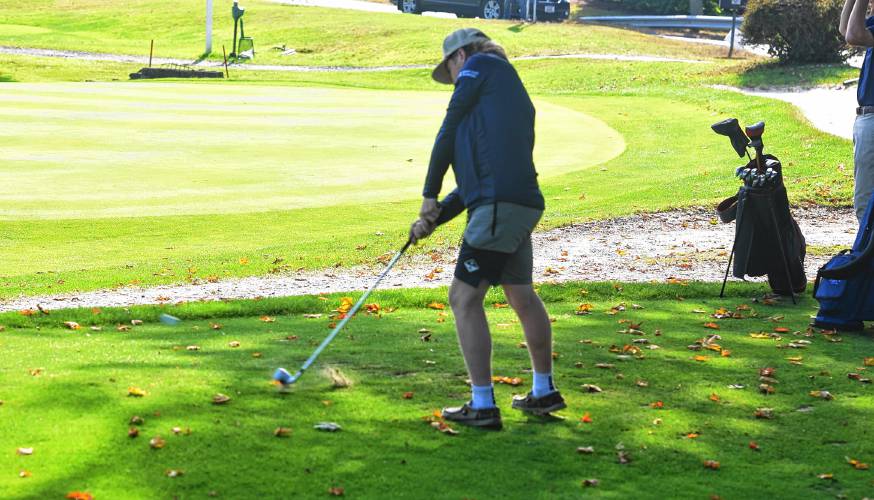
[532,371,555,398]
[470,384,496,409]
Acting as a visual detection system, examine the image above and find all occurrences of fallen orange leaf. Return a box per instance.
[703,460,720,470]
[65,492,94,500]
[703,322,720,330]
[580,412,593,423]
[427,302,446,310]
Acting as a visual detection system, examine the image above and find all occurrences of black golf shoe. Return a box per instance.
[441,403,502,430]
[511,391,567,416]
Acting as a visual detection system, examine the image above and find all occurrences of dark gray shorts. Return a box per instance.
[454,237,534,287]
[454,202,540,287]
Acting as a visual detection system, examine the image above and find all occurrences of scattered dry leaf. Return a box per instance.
[754,408,774,419]
[810,390,834,400]
[274,427,292,437]
[128,428,139,438]
[63,321,80,330]
[65,492,94,500]
[492,376,523,386]
[128,387,147,397]
[260,316,275,323]
[582,479,599,487]
[212,394,231,405]
[703,322,720,330]
[328,487,345,496]
[426,302,445,310]
[16,447,33,456]
[228,341,240,348]
[149,437,166,449]
[577,446,595,454]
[580,412,593,423]
[402,392,414,399]
[166,469,184,478]
[703,460,720,470]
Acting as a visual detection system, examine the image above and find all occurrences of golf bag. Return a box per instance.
[813,192,874,331]
[719,154,807,295]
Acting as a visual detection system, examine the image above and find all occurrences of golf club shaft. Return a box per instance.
[282,239,413,384]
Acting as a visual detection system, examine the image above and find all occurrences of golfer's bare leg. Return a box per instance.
[503,283,552,374]
[448,277,492,387]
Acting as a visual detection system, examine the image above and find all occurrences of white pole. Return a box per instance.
[205,0,213,55]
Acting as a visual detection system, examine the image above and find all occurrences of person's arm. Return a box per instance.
[409,189,464,244]
[433,189,464,226]
[846,0,874,47]
[421,57,488,199]
[841,0,855,38]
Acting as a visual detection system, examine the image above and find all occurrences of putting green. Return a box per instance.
[0,82,624,220]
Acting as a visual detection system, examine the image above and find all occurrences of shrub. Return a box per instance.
[601,0,722,15]
[742,0,846,64]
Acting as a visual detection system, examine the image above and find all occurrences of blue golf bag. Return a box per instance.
[813,193,874,331]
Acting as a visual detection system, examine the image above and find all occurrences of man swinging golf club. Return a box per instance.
[410,28,565,430]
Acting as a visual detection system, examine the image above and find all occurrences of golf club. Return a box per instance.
[272,238,413,389]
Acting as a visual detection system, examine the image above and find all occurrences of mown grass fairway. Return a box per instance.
[0,82,621,218]
[0,284,872,499]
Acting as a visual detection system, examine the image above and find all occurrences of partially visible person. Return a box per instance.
[409,28,565,431]
[841,0,874,222]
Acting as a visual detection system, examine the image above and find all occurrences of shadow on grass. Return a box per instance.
[6,286,874,498]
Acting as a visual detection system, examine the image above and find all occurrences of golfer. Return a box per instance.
[409,28,565,430]
[841,0,874,222]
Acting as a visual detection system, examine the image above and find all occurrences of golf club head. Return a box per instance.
[711,118,750,158]
[745,121,765,150]
[273,367,297,389]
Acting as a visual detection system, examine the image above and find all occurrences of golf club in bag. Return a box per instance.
[273,239,412,388]
[712,118,807,301]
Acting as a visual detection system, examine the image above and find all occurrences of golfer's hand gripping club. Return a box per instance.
[272,238,413,388]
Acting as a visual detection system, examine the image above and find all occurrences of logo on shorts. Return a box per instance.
[464,258,480,273]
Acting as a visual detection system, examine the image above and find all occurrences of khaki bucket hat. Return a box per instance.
[432,28,490,84]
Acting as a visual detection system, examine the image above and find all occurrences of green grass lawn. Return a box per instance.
[0,3,858,301]
[1,283,872,499]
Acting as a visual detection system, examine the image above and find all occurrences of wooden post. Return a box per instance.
[222,45,229,78]
[149,39,154,68]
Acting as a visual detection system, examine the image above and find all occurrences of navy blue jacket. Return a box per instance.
[423,53,544,224]
[858,16,874,106]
